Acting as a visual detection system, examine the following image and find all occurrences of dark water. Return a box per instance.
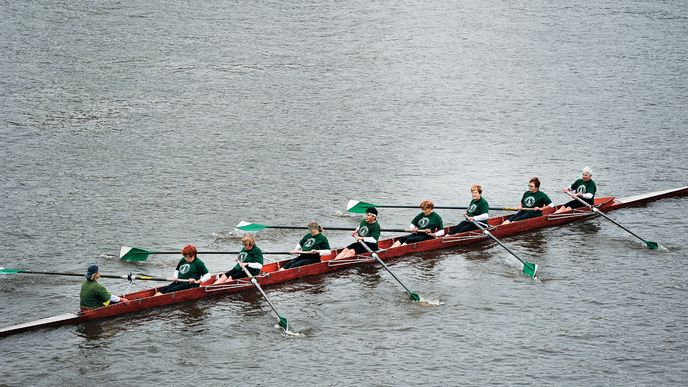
[1,1,687,385]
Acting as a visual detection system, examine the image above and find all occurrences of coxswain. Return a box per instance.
[80,264,130,310]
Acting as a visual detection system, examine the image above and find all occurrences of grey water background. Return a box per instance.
[1,0,687,385]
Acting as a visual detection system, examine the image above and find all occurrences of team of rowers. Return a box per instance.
[80,167,597,310]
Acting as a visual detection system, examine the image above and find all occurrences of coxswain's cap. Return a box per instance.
[366,207,378,216]
[86,264,99,279]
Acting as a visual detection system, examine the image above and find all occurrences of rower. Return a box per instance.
[155,244,210,295]
[80,264,130,311]
[214,235,264,284]
[555,166,597,213]
[502,177,554,225]
[279,222,331,270]
[447,184,490,234]
[334,207,381,260]
[390,200,444,248]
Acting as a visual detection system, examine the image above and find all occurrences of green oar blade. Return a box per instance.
[409,292,421,302]
[278,316,288,331]
[347,200,377,214]
[0,267,21,274]
[522,261,538,278]
[235,221,268,232]
[645,241,659,250]
[120,246,152,262]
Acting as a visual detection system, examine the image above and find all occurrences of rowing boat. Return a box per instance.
[1,186,686,337]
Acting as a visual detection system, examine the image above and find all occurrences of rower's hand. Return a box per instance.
[290,249,300,254]
[466,216,474,221]
[120,297,130,305]
[409,226,418,233]
[310,250,319,254]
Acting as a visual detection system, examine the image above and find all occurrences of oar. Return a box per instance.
[346,200,521,214]
[564,191,659,250]
[355,238,421,301]
[470,220,539,278]
[0,267,170,281]
[239,265,289,331]
[119,246,294,262]
[235,221,406,233]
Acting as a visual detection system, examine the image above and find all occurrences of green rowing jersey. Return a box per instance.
[410,211,444,233]
[233,246,264,271]
[520,190,552,216]
[299,233,330,252]
[357,220,381,242]
[80,280,111,308]
[175,257,209,280]
[466,197,489,217]
[570,179,596,197]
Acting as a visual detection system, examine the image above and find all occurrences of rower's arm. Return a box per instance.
[246,262,263,270]
[362,236,377,244]
[317,249,331,256]
[172,270,179,279]
[473,213,489,222]
[199,273,211,282]
[580,193,593,199]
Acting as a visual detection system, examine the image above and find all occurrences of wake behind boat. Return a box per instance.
[1,186,686,338]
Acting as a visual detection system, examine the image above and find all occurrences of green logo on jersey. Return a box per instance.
[524,196,536,207]
[576,186,587,194]
[179,263,190,274]
[358,226,369,236]
[418,217,430,228]
[304,238,315,248]
[468,204,477,213]
[239,252,248,262]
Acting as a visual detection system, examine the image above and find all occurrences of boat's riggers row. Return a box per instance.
[346,199,527,214]
[0,186,686,338]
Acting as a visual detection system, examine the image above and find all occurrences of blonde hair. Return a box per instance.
[241,234,255,247]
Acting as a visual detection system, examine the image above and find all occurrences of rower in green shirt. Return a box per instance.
[555,166,597,213]
[502,177,554,224]
[80,264,130,310]
[155,244,210,295]
[280,222,331,270]
[215,234,264,284]
[391,200,444,247]
[448,184,490,234]
[334,207,381,260]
